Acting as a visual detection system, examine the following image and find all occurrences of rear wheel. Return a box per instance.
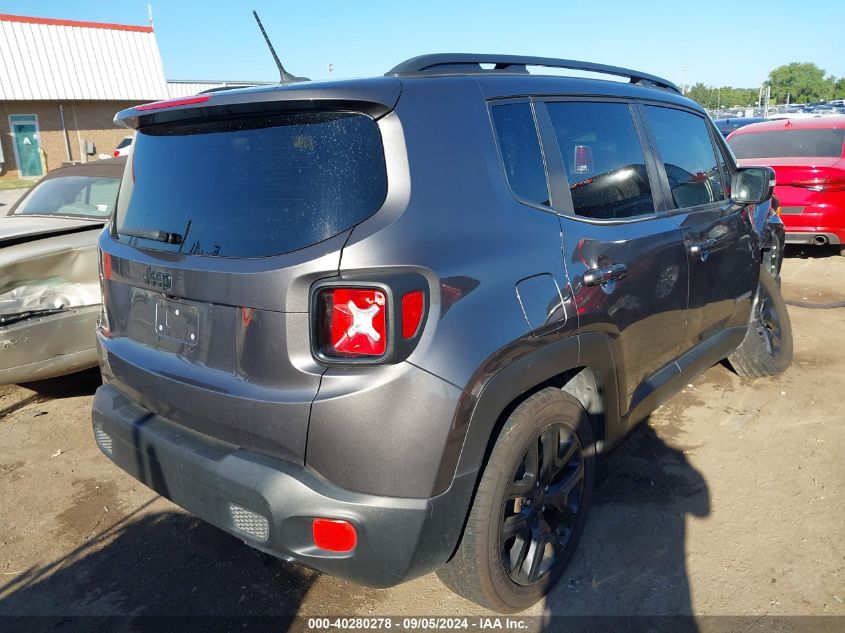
[437,388,594,612]
[728,268,793,378]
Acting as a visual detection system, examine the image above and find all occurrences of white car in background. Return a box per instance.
[113,135,133,156]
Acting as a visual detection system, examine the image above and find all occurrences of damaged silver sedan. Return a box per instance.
[1,158,125,384]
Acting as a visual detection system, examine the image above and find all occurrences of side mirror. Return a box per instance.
[732,166,776,204]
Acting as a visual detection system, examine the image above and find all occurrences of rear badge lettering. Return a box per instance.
[144,267,173,292]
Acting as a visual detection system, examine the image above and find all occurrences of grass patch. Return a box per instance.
[0,179,36,191]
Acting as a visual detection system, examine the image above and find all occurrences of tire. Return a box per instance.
[838,245,845,257]
[728,267,793,378]
[436,388,595,612]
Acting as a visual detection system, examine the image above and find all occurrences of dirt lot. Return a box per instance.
[0,248,843,625]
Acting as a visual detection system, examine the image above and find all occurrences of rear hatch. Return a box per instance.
[99,80,399,464]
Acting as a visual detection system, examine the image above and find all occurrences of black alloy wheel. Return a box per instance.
[500,424,585,586]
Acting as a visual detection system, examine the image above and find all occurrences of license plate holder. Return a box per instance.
[155,299,199,347]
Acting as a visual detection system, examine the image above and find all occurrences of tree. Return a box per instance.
[835,77,845,99]
[767,63,834,103]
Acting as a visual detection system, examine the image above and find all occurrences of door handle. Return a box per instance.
[584,263,627,287]
[689,238,717,257]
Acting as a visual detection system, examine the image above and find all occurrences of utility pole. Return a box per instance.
[147,3,154,28]
[681,65,687,94]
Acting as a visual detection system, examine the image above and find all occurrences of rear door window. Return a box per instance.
[544,101,655,219]
[642,106,726,208]
[728,129,845,158]
[115,111,387,258]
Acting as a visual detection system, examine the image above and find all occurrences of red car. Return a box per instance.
[727,116,845,254]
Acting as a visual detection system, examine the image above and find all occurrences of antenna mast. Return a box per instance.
[252,10,308,84]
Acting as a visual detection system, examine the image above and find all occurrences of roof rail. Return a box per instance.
[386,54,681,94]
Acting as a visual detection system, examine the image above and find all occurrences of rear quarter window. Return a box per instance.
[490,103,550,206]
[115,111,387,258]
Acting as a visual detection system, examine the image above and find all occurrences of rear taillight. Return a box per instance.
[780,166,845,192]
[97,249,112,336]
[790,177,845,192]
[317,287,387,358]
[313,279,428,363]
[402,290,424,338]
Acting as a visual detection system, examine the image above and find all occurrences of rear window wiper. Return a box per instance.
[119,227,183,245]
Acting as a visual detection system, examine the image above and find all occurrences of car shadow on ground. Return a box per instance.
[0,501,317,628]
[542,420,709,630]
[783,244,841,259]
[0,415,708,629]
[19,367,102,399]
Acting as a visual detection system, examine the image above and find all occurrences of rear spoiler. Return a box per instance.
[114,78,403,129]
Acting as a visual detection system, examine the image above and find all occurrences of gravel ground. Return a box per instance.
[0,248,843,626]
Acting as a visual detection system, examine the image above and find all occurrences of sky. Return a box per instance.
[4,0,845,89]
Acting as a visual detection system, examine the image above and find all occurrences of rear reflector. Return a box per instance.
[402,290,424,338]
[93,426,113,456]
[312,518,357,552]
[228,503,270,542]
[136,95,210,111]
[317,287,387,357]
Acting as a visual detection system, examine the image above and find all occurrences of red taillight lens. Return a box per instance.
[312,518,357,552]
[402,290,424,339]
[98,249,112,336]
[318,287,387,358]
[790,177,845,192]
[101,251,112,280]
[113,150,119,157]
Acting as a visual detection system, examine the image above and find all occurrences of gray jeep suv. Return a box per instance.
[92,54,791,612]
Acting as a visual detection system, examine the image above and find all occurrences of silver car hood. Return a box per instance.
[0,215,104,245]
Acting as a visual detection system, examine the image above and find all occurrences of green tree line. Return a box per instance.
[686,62,845,108]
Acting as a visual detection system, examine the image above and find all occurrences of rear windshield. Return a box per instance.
[115,111,387,257]
[14,175,120,219]
[729,128,845,159]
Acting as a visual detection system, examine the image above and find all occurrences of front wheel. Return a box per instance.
[436,388,595,612]
[728,268,793,378]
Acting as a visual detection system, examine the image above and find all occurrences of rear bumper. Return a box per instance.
[778,198,845,244]
[91,383,473,588]
[785,231,841,245]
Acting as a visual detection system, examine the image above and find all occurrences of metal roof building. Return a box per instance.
[0,12,274,182]
[166,79,273,99]
[0,14,168,101]
[0,13,171,181]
